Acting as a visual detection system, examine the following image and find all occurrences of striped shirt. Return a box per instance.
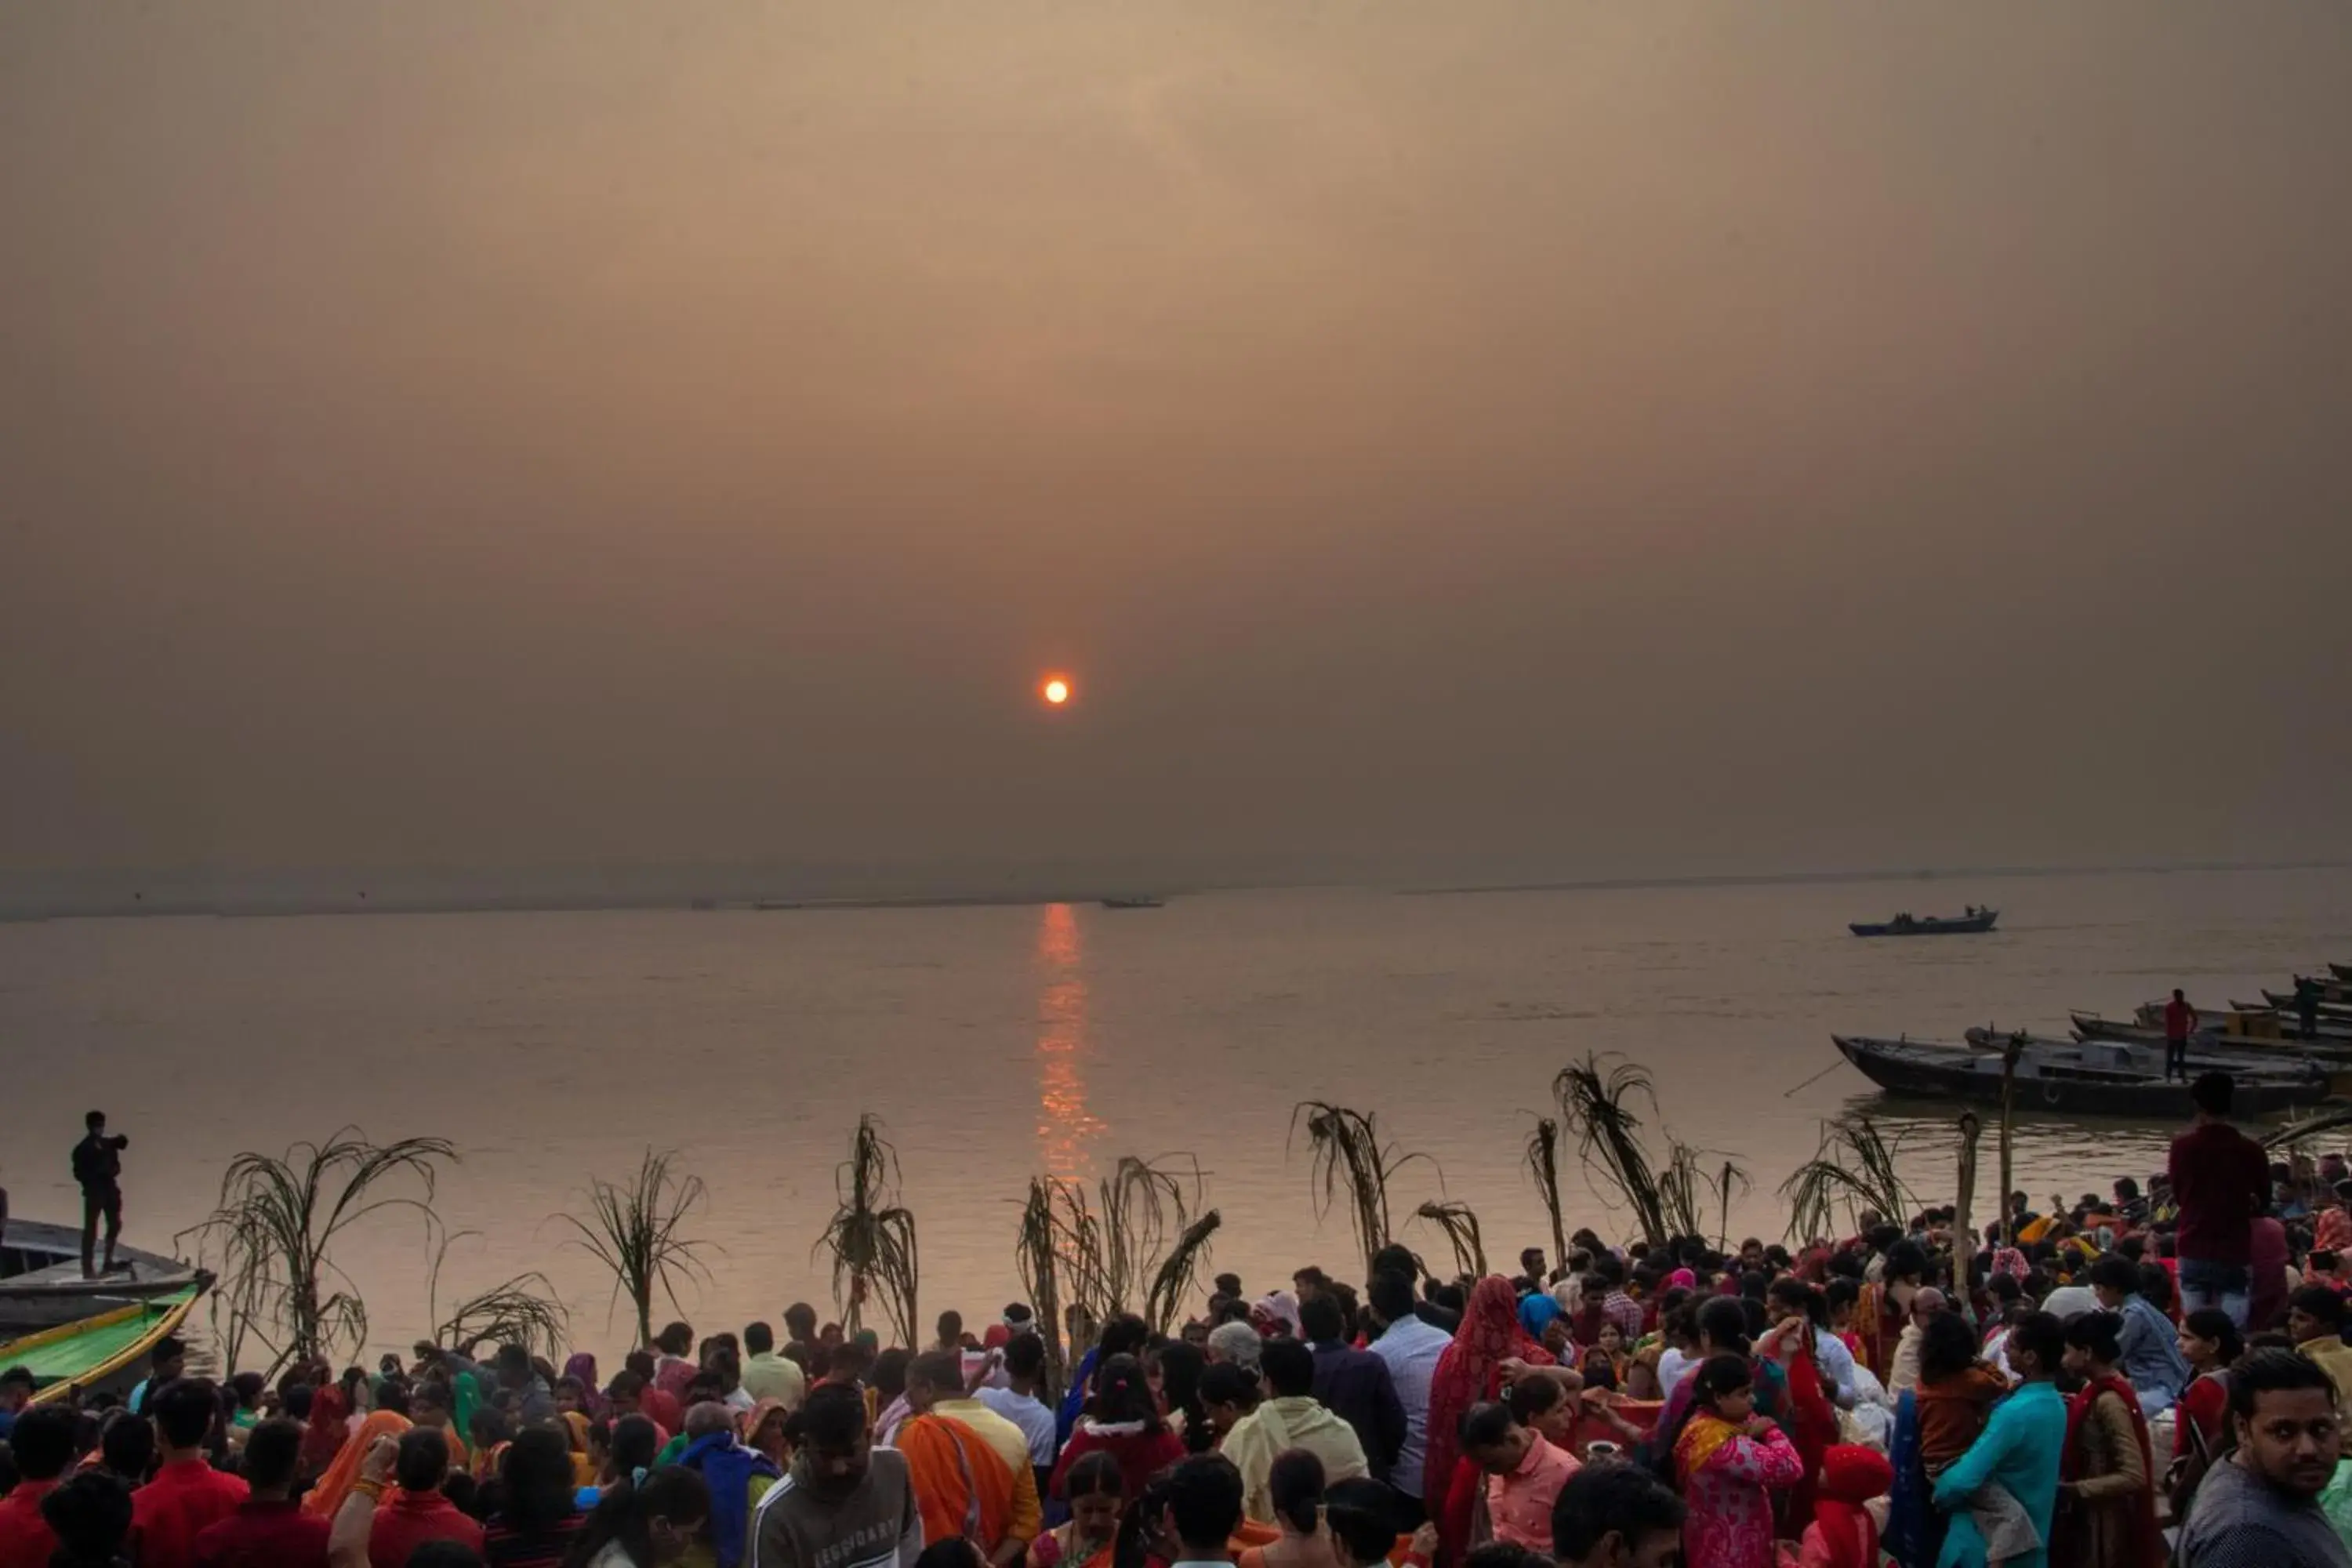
[481,1513,584,1568]
[1366,1314,1452,1500]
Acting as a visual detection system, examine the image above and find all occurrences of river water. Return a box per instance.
[3,866,2346,1363]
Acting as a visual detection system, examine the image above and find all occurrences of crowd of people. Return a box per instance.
[8,1070,2352,1566]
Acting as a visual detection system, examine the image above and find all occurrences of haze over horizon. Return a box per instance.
[6,3,2349,892]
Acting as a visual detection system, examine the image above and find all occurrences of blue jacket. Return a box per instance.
[681,1431,782,1568]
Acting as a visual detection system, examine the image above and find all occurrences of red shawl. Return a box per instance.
[1423,1276,1551,1566]
[1852,1283,1900,1385]
[1811,1445,1893,1568]
[2061,1374,2163,1568]
[1768,1328,1839,1535]
[297,1381,353,1480]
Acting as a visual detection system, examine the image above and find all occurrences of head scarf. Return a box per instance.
[1422,1276,1553,1565]
[563,1354,604,1417]
[297,1377,357,1481]
[303,1410,412,1516]
[1252,1291,1302,1338]
[1517,1291,1562,1341]
[740,1396,792,1453]
[1812,1444,1893,1568]
[1667,1267,1697,1291]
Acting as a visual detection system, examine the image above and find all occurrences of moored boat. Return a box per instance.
[0,1219,213,1335]
[2255,991,2352,1019]
[1960,1027,2325,1083]
[2271,978,2352,1007]
[1100,896,1165,909]
[2070,1011,2352,1058]
[1834,1033,2335,1116]
[1849,908,1998,938]
[0,1286,203,1405]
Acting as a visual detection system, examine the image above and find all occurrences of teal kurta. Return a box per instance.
[1930,1379,2068,1568]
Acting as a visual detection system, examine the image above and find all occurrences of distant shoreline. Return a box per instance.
[0,857,2343,926]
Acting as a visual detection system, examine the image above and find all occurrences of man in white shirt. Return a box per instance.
[1364,1270,1452,1528]
[971,1332,1059,1494]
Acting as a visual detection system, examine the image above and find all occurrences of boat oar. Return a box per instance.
[1784,1058,1849,1098]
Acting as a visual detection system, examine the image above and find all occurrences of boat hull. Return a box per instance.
[0,1219,212,1334]
[2070,1012,2352,1057]
[1960,1028,2326,1083]
[0,1287,203,1405]
[1834,1034,2325,1117]
[1850,912,1999,938]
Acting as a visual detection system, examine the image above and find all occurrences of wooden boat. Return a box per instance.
[2255,991,2352,1020]
[1099,896,1165,909]
[0,1219,213,1335]
[1835,1033,2335,1116]
[1849,908,1998,938]
[2070,1011,2352,1059]
[0,1285,203,1405]
[2332,962,2352,982]
[1961,1027,2328,1083]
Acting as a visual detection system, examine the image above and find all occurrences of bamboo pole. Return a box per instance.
[1952,1112,1982,1326]
[1998,1033,2020,1248]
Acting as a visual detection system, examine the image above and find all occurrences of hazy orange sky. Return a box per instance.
[4,4,2348,889]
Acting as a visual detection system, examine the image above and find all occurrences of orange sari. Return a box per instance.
[896,1413,1016,1549]
[303,1410,412,1516]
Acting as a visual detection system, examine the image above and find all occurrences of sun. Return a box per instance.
[1041,677,1072,706]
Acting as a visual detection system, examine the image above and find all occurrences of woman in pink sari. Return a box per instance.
[1671,1354,1803,1568]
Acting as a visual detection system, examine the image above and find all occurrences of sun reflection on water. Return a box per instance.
[1036,902,1103,1180]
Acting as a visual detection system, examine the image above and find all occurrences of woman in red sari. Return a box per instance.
[1422,1276,1552,1566]
[1755,1310,1838,1536]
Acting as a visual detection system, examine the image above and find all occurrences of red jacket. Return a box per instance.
[368,1486,487,1568]
[192,1498,332,1568]
[0,1477,60,1568]
[132,1458,253,1568]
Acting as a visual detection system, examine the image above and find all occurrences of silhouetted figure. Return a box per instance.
[72,1111,129,1279]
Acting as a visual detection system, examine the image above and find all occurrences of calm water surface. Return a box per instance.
[4,867,2347,1362]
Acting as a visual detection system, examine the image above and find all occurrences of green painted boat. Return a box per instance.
[0,1286,203,1404]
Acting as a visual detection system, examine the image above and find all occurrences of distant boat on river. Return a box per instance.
[1100,896,1165,909]
[1849,906,1998,937]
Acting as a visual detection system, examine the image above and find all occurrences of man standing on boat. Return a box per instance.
[71,1109,129,1279]
[2165,989,2201,1081]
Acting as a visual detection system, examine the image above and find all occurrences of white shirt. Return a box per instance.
[1657,1347,1693,1396]
[975,1387,1058,1468]
[1812,1326,1859,1407]
[1367,1314,1452,1500]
